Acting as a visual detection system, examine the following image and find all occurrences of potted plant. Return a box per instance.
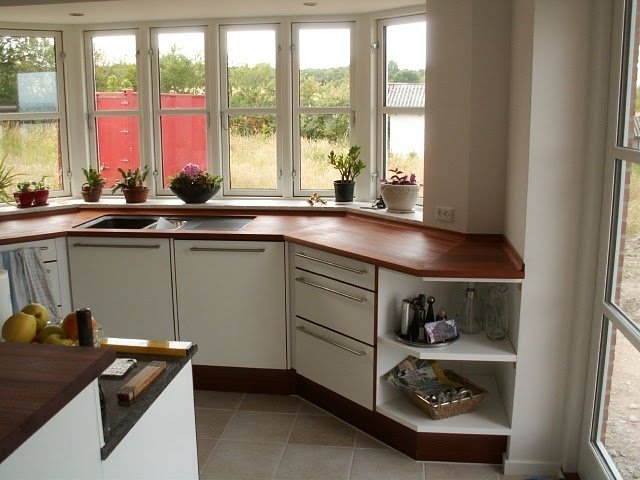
[0,156,19,205]
[14,181,35,208]
[32,176,49,206]
[328,145,365,203]
[81,167,106,202]
[168,163,223,204]
[112,165,150,203]
[380,168,420,213]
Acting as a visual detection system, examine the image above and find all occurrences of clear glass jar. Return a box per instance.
[483,284,510,341]
[458,283,482,334]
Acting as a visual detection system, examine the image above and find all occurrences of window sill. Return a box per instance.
[0,196,424,227]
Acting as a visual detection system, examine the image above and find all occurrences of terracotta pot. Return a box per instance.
[380,184,420,213]
[333,180,355,203]
[122,187,149,204]
[33,189,49,206]
[81,185,103,203]
[170,185,219,204]
[13,191,35,208]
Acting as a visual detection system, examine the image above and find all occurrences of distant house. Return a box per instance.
[385,83,425,155]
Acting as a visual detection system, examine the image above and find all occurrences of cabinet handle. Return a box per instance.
[294,252,367,275]
[295,277,365,303]
[296,325,366,357]
[72,243,161,249]
[189,247,265,253]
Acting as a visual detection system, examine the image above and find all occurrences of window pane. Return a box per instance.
[95,116,140,188]
[226,30,275,108]
[298,27,350,108]
[300,113,349,190]
[594,321,640,479]
[160,114,207,187]
[621,0,640,149]
[0,35,58,113]
[91,35,137,111]
[384,114,424,197]
[158,32,205,109]
[0,119,62,190]
[228,114,276,189]
[385,22,425,106]
[609,160,640,329]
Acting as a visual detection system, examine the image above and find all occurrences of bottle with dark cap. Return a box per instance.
[76,307,94,347]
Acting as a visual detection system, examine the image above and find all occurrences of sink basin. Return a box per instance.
[76,215,255,231]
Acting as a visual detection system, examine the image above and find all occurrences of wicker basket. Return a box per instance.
[403,370,487,420]
[122,187,149,204]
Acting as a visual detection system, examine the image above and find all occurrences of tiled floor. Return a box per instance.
[194,390,556,480]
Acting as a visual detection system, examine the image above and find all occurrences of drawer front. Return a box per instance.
[0,238,57,262]
[294,269,374,344]
[292,245,375,291]
[295,318,374,410]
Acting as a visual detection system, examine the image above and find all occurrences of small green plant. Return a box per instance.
[112,165,150,193]
[328,145,365,182]
[82,167,107,189]
[0,155,20,203]
[16,181,33,192]
[32,176,49,191]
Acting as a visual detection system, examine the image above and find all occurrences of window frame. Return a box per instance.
[0,28,71,196]
[376,14,426,203]
[291,21,355,197]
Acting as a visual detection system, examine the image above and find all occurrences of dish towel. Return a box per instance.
[0,248,57,319]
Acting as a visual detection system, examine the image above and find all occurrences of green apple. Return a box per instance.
[21,303,50,332]
[2,312,37,343]
[37,324,65,344]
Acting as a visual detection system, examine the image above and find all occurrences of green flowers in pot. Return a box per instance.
[112,165,150,203]
[81,167,107,202]
[328,145,365,203]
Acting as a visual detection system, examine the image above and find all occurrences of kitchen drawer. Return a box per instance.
[295,318,374,410]
[0,238,57,262]
[292,245,375,291]
[294,269,374,345]
[43,262,62,317]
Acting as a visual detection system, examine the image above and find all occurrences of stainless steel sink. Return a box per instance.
[76,215,255,231]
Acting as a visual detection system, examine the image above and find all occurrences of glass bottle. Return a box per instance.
[483,285,510,341]
[458,283,481,334]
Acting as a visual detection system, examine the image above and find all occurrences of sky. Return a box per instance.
[92,20,426,71]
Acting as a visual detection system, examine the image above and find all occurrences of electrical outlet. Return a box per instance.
[436,206,455,223]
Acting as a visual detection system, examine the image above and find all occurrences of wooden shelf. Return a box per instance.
[378,332,516,362]
[420,277,523,284]
[376,375,511,435]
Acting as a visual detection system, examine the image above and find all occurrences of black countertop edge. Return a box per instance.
[98,345,198,460]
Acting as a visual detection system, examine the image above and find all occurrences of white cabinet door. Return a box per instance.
[68,237,175,341]
[174,240,286,368]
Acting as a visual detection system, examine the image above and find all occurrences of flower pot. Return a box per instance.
[81,185,103,203]
[171,185,220,204]
[13,191,35,208]
[33,189,49,206]
[380,184,420,213]
[122,187,149,204]
[333,180,355,203]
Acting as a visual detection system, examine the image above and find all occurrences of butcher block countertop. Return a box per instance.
[0,343,116,463]
[0,204,524,278]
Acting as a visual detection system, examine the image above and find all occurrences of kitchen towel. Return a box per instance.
[0,269,11,329]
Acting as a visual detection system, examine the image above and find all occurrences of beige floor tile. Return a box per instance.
[239,393,301,413]
[288,414,357,447]
[297,398,329,415]
[222,411,296,443]
[195,408,234,439]
[350,448,424,480]
[200,440,284,480]
[196,437,217,471]
[355,431,389,449]
[194,390,245,410]
[424,462,502,480]
[274,444,353,480]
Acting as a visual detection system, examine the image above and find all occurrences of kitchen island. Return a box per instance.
[0,342,199,480]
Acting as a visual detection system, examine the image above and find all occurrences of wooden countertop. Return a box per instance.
[0,343,116,463]
[0,206,524,278]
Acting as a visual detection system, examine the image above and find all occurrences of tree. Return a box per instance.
[159,46,205,95]
[387,60,424,84]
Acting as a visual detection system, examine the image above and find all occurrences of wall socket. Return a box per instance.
[436,206,455,223]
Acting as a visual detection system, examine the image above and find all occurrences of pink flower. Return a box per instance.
[181,163,203,180]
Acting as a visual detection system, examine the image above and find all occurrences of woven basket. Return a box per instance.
[403,370,487,420]
[122,187,149,204]
[81,185,103,202]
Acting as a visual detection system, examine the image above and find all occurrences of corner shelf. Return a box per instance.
[378,332,516,362]
[376,374,511,435]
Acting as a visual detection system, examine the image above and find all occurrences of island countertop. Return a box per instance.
[0,343,116,463]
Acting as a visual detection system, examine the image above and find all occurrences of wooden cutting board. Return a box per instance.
[117,360,167,403]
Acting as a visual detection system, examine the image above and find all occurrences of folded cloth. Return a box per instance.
[1,248,57,318]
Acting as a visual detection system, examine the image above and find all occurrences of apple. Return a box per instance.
[43,333,74,346]
[21,303,50,332]
[37,324,65,344]
[2,312,37,343]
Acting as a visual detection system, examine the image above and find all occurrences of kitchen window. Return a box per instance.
[84,30,142,191]
[0,30,70,195]
[377,16,425,198]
